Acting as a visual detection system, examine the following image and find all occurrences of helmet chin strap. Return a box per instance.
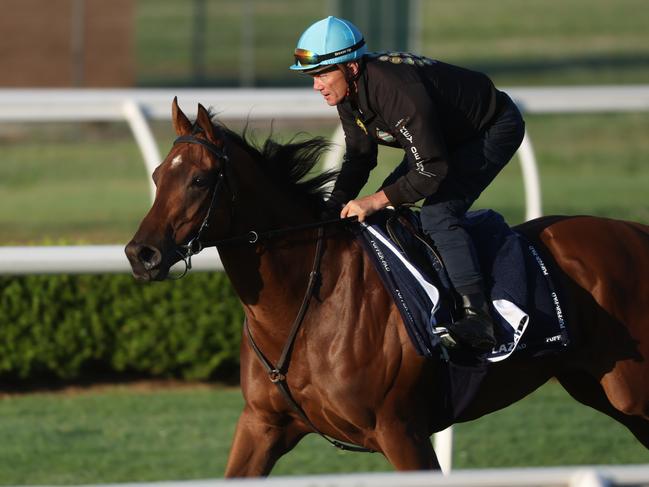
[341,62,360,82]
[340,63,361,102]
[340,64,360,105]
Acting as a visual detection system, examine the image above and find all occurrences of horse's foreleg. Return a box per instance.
[376,428,441,470]
[224,407,306,478]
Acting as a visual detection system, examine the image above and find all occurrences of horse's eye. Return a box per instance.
[191,175,209,188]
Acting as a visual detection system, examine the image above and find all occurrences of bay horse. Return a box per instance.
[125,98,649,476]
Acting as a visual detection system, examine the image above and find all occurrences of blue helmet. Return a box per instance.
[290,16,366,72]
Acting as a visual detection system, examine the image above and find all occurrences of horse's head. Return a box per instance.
[125,98,232,281]
[126,97,337,282]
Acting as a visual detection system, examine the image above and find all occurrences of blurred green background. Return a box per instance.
[1,0,648,483]
[136,0,649,87]
[2,0,649,244]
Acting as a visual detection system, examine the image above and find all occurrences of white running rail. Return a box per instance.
[2,85,649,215]
[13,464,649,487]
[3,85,649,276]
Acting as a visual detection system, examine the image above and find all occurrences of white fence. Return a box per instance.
[24,465,649,487]
[2,85,649,276]
[0,245,221,275]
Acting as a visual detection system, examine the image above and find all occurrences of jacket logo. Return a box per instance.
[394,117,410,129]
[355,117,368,135]
[399,125,414,144]
[375,52,437,67]
[415,160,434,178]
[375,128,396,143]
[396,121,435,178]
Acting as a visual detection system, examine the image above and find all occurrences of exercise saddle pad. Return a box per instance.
[357,208,570,362]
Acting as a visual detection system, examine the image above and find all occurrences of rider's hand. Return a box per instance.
[340,191,390,222]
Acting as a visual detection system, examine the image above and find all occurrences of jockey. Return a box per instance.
[290,16,525,352]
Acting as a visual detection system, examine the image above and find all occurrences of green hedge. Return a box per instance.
[0,272,243,382]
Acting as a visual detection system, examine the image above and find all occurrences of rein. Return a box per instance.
[171,132,371,453]
[244,227,374,453]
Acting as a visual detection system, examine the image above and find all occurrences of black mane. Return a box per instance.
[216,121,339,213]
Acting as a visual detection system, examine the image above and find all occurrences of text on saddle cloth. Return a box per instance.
[356,208,570,362]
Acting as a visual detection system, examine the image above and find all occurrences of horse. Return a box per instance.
[125,98,649,477]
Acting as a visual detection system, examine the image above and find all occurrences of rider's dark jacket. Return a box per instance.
[332,52,507,206]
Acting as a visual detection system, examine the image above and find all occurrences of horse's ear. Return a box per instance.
[196,103,222,146]
[172,97,192,136]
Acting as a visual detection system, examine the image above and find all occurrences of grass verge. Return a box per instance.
[0,380,646,484]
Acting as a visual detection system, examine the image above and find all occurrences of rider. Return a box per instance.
[290,16,525,352]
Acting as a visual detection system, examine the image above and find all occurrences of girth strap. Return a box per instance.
[244,227,374,453]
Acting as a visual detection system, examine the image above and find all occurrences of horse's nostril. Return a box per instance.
[138,245,162,270]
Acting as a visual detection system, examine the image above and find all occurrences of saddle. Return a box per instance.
[357,207,571,362]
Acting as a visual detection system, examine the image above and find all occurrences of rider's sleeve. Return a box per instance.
[330,103,378,204]
[378,80,450,206]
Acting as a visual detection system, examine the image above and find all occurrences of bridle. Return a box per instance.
[172,132,356,276]
[172,132,232,277]
[169,130,371,453]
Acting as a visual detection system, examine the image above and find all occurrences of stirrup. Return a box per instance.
[447,317,496,352]
[433,326,459,349]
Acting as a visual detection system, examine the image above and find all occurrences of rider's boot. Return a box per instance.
[447,291,497,352]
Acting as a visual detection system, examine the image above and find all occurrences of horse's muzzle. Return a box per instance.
[125,240,167,281]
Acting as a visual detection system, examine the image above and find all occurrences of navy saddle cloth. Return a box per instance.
[357,208,571,362]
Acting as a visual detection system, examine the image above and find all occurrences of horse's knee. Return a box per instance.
[376,427,439,471]
[225,409,305,477]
